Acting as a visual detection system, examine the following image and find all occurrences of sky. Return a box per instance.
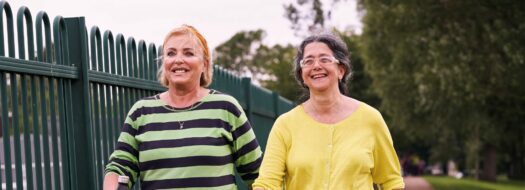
[6,0,362,50]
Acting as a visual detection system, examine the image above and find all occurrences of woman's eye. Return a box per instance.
[320,57,331,63]
[184,52,195,56]
[167,51,176,57]
[304,59,314,65]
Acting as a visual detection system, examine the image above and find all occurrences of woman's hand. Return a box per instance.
[103,172,119,190]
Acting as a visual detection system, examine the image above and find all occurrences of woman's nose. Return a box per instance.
[173,56,184,64]
[312,61,322,70]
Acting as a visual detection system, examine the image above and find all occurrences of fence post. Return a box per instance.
[241,77,253,121]
[64,17,95,190]
[272,91,279,119]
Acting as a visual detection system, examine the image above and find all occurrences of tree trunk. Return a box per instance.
[480,145,497,181]
[509,157,525,180]
[508,142,525,180]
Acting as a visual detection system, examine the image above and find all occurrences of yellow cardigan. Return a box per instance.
[253,102,404,190]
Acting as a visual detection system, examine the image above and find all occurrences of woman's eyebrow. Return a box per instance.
[164,47,196,52]
[304,53,330,58]
[303,54,314,58]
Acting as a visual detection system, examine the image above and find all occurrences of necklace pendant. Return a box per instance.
[180,123,184,129]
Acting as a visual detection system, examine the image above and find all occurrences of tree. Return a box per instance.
[213,28,382,105]
[213,30,302,101]
[255,44,302,101]
[284,0,348,36]
[213,30,267,79]
[359,0,525,180]
[337,31,380,107]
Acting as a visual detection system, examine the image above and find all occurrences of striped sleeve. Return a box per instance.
[105,101,142,188]
[227,97,263,185]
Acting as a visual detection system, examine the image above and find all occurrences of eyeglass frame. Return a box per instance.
[299,55,340,68]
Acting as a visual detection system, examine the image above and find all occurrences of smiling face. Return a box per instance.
[162,34,207,88]
[301,42,345,93]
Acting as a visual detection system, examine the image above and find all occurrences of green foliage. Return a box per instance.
[424,176,525,190]
[213,28,382,105]
[359,0,525,178]
[337,31,380,108]
[257,44,302,101]
[213,30,302,101]
[284,0,345,36]
[213,30,267,77]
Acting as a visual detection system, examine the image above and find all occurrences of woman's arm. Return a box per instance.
[371,112,405,190]
[252,117,288,189]
[226,98,263,186]
[104,102,142,189]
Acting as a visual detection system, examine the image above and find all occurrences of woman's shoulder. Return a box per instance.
[205,89,243,106]
[141,94,160,101]
[350,98,382,118]
[133,94,162,107]
[203,89,248,115]
[207,89,237,101]
[350,98,388,130]
[268,105,303,134]
[124,94,156,108]
[274,105,304,123]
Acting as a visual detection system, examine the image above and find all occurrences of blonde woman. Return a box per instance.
[104,25,262,190]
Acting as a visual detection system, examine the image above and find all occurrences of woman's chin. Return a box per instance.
[309,86,331,93]
[168,79,191,87]
[307,81,334,92]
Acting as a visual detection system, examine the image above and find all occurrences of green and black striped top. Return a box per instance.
[105,89,263,189]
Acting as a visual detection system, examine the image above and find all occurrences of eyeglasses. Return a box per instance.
[299,56,339,68]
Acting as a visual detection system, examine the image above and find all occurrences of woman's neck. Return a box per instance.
[164,85,206,107]
[308,90,343,114]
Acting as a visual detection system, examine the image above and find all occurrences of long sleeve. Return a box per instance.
[252,116,288,189]
[229,99,263,186]
[105,103,141,188]
[371,112,405,190]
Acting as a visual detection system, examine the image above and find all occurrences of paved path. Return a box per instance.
[404,176,433,190]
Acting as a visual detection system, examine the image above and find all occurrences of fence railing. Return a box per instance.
[0,1,294,189]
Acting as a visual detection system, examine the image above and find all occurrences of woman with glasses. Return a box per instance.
[103,25,262,190]
[252,33,404,190]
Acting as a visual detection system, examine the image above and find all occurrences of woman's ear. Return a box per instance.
[205,60,210,73]
[338,65,345,80]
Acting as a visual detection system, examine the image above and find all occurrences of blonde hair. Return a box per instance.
[157,24,213,87]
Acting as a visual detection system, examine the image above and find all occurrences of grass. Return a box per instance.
[423,176,525,190]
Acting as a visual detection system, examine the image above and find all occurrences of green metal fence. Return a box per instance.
[0,1,294,189]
